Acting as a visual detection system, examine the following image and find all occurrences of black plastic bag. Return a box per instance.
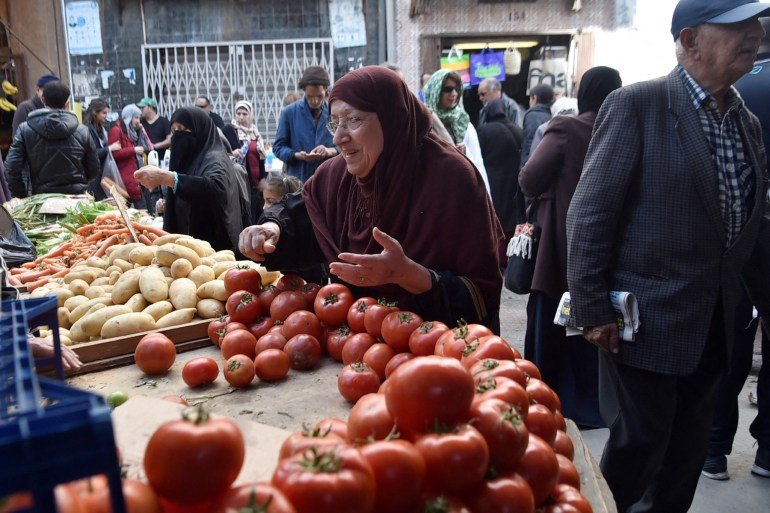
[0,204,36,268]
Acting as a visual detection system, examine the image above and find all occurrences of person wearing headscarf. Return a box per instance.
[229,100,267,223]
[108,104,154,207]
[423,69,490,194]
[133,107,250,252]
[477,98,524,237]
[239,66,505,330]
[518,65,623,427]
[84,98,121,200]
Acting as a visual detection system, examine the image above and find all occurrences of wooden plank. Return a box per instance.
[69,338,211,376]
[70,318,210,363]
[568,420,616,513]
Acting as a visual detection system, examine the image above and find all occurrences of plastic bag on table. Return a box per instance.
[100,153,129,199]
[0,204,36,268]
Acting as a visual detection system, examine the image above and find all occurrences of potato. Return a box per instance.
[90,276,111,287]
[71,305,133,341]
[139,265,169,303]
[213,261,239,278]
[142,301,174,321]
[211,250,236,262]
[125,293,149,312]
[100,312,156,339]
[85,256,109,270]
[196,280,229,301]
[65,279,88,296]
[129,245,157,266]
[196,298,225,319]
[85,302,107,315]
[84,285,108,299]
[51,287,75,307]
[63,269,99,285]
[108,243,143,265]
[152,234,184,246]
[60,335,73,346]
[188,265,216,288]
[199,257,216,267]
[169,278,198,309]
[29,287,51,298]
[155,308,197,329]
[105,265,122,276]
[64,295,89,311]
[111,269,141,304]
[58,307,71,329]
[165,276,174,286]
[108,270,122,285]
[112,258,134,273]
[156,243,201,268]
[59,328,71,338]
[170,259,193,279]
[175,237,215,257]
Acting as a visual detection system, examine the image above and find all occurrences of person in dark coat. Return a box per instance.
[134,107,249,252]
[519,66,622,428]
[477,98,524,235]
[520,83,554,169]
[84,98,121,200]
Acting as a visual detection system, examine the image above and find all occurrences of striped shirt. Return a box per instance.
[678,65,755,246]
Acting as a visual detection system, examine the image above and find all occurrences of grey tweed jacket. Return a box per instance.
[566,68,769,376]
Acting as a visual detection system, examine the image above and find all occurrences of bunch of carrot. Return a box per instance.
[8,212,168,291]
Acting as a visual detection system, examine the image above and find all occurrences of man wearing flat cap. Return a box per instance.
[273,65,338,183]
[566,1,770,511]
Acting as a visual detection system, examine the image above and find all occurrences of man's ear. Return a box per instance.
[679,27,699,54]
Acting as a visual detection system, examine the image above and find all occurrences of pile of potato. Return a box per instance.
[31,234,274,346]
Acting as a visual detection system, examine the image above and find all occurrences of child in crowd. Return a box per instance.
[258,173,302,211]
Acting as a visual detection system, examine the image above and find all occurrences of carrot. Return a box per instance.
[94,212,119,223]
[94,234,120,257]
[76,225,96,236]
[147,232,159,241]
[7,274,22,286]
[137,234,152,245]
[132,222,167,236]
[17,267,56,283]
[25,277,51,292]
[85,230,105,242]
[10,267,26,275]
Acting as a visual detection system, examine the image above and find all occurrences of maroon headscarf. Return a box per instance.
[303,66,503,317]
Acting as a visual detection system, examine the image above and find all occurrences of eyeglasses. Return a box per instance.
[326,115,365,135]
[441,85,460,94]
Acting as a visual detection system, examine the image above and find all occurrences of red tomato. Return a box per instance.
[461,335,516,369]
[465,473,535,513]
[526,403,558,445]
[282,310,323,340]
[256,332,288,354]
[269,322,285,335]
[144,406,245,504]
[258,284,281,311]
[420,495,471,513]
[514,434,560,505]
[381,311,423,352]
[385,356,475,439]
[359,440,426,513]
[363,302,398,339]
[326,324,353,362]
[362,343,396,380]
[554,409,568,432]
[254,349,291,382]
[279,426,345,460]
[553,430,575,460]
[470,358,527,387]
[341,332,377,365]
[549,484,593,513]
[274,273,306,291]
[182,357,219,387]
[314,283,355,328]
[207,316,228,346]
[134,333,176,375]
[224,267,262,295]
[515,359,542,380]
[556,454,580,489]
[347,393,397,443]
[223,354,256,388]
[469,398,529,473]
[69,477,162,513]
[272,445,375,513]
[284,334,321,370]
[408,321,449,356]
[384,352,415,378]
[270,291,309,321]
[346,297,377,333]
[226,290,262,324]
[298,282,321,305]
[415,424,489,495]
[248,316,276,341]
[471,376,530,419]
[435,323,494,360]
[214,321,248,347]
[314,417,349,441]
[213,482,296,513]
[527,378,560,413]
[221,329,257,360]
[338,363,381,403]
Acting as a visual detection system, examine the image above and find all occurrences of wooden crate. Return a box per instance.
[69,319,211,375]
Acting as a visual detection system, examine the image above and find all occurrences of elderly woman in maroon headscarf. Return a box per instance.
[239,66,504,329]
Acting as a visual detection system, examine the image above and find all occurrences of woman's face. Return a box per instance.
[235,107,250,126]
[439,78,460,111]
[263,185,283,210]
[97,107,109,125]
[330,100,384,179]
[131,115,141,129]
[171,121,191,134]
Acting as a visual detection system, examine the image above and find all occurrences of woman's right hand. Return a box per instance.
[109,142,121,152]
[239,222,281,262]
[134,146,145,155]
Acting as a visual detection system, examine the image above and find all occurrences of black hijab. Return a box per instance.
[577,66,622,114]
[485,98,508,122]
[170,107,225,175]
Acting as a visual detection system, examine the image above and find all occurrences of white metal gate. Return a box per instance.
[142,38,334,142]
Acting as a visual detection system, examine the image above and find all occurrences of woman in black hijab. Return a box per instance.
[134,106,249,251]
[519,66,622,428]
[477,99,524,237]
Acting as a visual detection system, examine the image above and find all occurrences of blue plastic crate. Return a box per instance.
[0,297,126,513]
